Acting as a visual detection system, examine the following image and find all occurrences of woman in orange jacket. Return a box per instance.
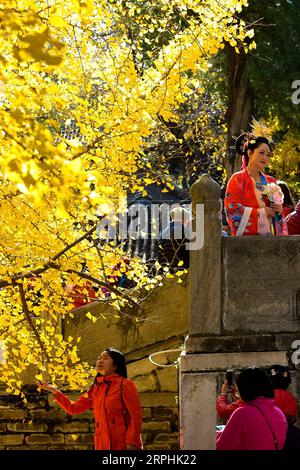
[37,348,142,450]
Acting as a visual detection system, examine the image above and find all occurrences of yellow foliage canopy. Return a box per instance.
[0,0,252,393]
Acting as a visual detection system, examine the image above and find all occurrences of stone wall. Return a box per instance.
[180,174,300,450]
[222,236,300,334]
[0,277,188,450]
[0,386,179,450]
[62,276,189,363]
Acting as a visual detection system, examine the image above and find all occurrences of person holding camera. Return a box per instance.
[216,367,287,450]
[216,369,243,421]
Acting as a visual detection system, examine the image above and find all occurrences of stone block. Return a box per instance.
[65,433,94,445]
[30,408,66,421]
[222,237,300,334]
[67,445,94,450]
[144,444,171,450]
[0,423,7,431]
[152,407,176,420]
[156,368,178,392]
[54,422,90,433]
[6,445,48,450]
[0,408,26,420]
[51,434,65,444]
[127,358,157,378]
[180,372,216,450]
[25,434,51,445]
[134,375,157,393]
[7,422,48,433]
[0,434,24,445]
[140,393,177,408]
[47,446,70,450]
[154,432,179,443]
[142,408,152,419]
[142,421,171,432]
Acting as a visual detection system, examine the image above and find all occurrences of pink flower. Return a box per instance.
[264,183,284,204]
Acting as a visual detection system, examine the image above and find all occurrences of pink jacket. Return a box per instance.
[216,397,287,450]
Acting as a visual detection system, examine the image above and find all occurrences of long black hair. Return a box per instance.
[268,364,291,391]
[105,347,128,378]
[277,181,295,208]
[235,134,272,166]
[236,367,274,402]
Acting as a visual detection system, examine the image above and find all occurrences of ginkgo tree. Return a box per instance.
[0,0,254,395]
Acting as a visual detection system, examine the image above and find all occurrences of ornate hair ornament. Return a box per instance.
[232,118,274,157]
[250,117,273,141]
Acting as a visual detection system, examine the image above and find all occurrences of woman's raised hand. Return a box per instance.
[36,380,59,395]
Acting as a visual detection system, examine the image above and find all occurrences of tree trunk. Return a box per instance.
[225,45,254,179]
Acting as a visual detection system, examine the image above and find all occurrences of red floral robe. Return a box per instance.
[225,169,288,236]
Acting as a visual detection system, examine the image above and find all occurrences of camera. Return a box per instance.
[225,369,234,387]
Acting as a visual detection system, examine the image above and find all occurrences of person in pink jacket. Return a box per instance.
[216,367,287,450]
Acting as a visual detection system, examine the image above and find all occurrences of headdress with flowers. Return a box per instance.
[232,118,274,169]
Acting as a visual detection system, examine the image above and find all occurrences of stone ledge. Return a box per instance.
[180,350,287,372]
[185,334,300,354]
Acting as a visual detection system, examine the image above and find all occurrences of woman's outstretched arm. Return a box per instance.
[37,380,93,415]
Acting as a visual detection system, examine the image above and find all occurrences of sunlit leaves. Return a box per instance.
[0,0,252,394]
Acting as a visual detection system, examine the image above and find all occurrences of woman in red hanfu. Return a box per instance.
[225,133,288,236]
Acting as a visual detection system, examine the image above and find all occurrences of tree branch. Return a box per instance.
[64,268,142,310]
[18,283,51,362]
[0,222,99,288]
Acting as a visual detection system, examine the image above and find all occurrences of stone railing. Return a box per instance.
[180,174,300,450]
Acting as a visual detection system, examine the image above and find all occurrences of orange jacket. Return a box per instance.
[54,374,142,450]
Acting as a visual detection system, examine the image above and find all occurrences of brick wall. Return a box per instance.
[0,387,178,450]
[0,277,187,450]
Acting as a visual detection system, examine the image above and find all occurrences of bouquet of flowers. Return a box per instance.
[263,182,284,205]
[262,183,284,235]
